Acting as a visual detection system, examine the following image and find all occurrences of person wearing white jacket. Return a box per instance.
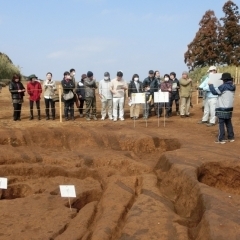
[99,72,113,120]
[43,72,56,120]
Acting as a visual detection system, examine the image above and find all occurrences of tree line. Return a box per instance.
[184,0,240,71]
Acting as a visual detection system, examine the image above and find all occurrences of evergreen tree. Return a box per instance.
[184,10,220,70]
[219,1,240,66]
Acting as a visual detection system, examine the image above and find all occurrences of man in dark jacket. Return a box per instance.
[169,72,180,116]
[84,71,98,121]
[143,70,158,115]
[208,73,235,144]
[76,74,87,117]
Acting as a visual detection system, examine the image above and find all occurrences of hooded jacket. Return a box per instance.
[209,81,235,119]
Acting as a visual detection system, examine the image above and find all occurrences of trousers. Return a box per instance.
[85,97,97,117]
[218,118,234,141]
[202,97,217,124]
[113,97,124,119]
[130,104,140,118]
[13,103,22,120]
[180,97,190,116]
[101,99,112,118]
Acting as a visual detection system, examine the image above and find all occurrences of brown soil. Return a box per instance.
[0,85,240,240]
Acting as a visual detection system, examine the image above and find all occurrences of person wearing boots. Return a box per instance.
[9,74,25,121]
[27,74,42,120]
[61,71,75,121]
[169,72,180,116]
[156,74,172,118]
[43,72,56,120]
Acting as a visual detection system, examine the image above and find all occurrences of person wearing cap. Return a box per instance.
[9,74,25,121]
[179,71,192,118]
[208,73,235,144]
[61,71,75,121]
[169,72,180,116]
[128,74,143,120]
[84,71,98,121]
[143,70,158,116]
[27,74,42,120]
[76,74,87,117]
[110,71,128,121]
[99,72,113,120]
[43,72,56,120]
[198,66,218,126]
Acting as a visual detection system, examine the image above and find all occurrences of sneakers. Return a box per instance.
[229,139,235,142]
[79,114,83,118]
[120,117,125,121]
[215,140,226,144]
[93,116,98,121]
[113,118,117,122]
[109,117,113,120]
[101,117,105,121]
[198,120,208,124]
[206,123,215,127]
[86,117,91,121]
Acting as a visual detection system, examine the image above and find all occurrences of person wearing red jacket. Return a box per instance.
[27,74,42,120]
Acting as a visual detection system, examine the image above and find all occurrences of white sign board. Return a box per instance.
[131,93,145,104]
[59,185,76,198]
[154,92,169,103]
[0,177,8,189]
[208,73,223,87]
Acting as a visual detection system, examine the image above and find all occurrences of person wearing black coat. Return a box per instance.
[61,71,75,121]
[9,74,25,121]
[128,74,143,119]
[169,72,180,116]
[76,74,87,117]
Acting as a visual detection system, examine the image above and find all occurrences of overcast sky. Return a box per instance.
[0,0,228,81]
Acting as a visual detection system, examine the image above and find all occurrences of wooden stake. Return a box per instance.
[58,85,62,123]
[196,81,199,105]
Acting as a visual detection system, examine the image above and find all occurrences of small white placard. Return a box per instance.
[0,177,8,189]
[208,73,223,87]
[131,93,145,104]
[154,92,169,103]
[59,185,76,198]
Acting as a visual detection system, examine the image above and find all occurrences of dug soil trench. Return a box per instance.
[0,87,240,240]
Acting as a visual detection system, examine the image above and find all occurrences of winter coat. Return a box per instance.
[84,78,97,98]
[209,81,236,119]
[9,81,25,99]
[43,80,56,99]
[159,81,172,99]
[179,78,192,98]
[99,78,112,100]
[27,81,42,101]
[128,80,143,97]
[61,79,75,94]
[169,78,180,100]
[143,77,158,94]
[76,80,85,100]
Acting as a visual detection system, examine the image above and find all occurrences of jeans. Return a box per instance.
[218,118,234,141]
[142,102,150,118]
[170,98,179,114]
[13,103,22,120]
[30,100,40,117]
[113,97,124,119]
[44,98,55,118]
[64,100,74,118]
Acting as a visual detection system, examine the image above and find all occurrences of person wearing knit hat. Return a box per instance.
[110,71,128,121]
[76,74,87,117]
[179,71,192,118]
[84,71,98,121]
[99,72,113,120]
[198,66,218,126]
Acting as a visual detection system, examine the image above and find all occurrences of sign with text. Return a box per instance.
[0,177,8,189]
[154,92,169,103]
[59,185,76,198]
[131,93,145,104]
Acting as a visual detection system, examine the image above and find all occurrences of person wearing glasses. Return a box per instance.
[198,66,218,126]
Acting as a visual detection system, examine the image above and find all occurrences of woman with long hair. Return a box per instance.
[9,74,25,121]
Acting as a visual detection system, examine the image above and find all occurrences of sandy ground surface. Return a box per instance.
[0,83,240,240]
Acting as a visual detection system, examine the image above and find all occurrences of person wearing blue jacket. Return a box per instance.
[208,73,235,144]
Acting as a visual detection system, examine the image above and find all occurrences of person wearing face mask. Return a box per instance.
[143,70,158,116]
[61,71,75,121]
[110,71,128,121]
[9,74,25,121]
[156,74,172,118]
[169,72,180,116]
[128,74,143,120]
[70,68,79,109]
[99,72,113,120]
[76,74,87,117]
[198,66,218,126]
[43,72,56,120]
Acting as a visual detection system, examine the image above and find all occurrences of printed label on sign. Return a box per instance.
[0,178,8,189]
[154,92,169,103]
[59,185,76,198]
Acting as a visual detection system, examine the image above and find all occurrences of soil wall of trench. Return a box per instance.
[0,126,240,240]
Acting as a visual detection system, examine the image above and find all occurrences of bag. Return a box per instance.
[63,90,74,101]
[52,94,59,102]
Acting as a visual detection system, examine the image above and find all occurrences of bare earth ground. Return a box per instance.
[0,84,240,240]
